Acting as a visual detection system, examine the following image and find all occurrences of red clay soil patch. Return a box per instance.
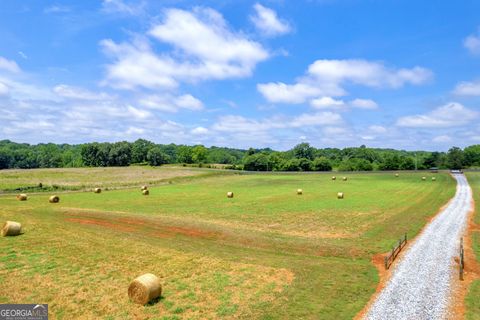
[448,198,480,319]
[64,210,222,240]
[65,218,138,232]
[164,226,219,239]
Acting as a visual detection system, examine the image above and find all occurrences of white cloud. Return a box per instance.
[368,125,387,133]
[464,29,480,55]
[250,3,291,37]
[432,135,452,143]
[191,126,209,135]
[258,59,432,104]
[102,0,145,16]
[139,94,203,113]
[0,57,20,73]
[18,51,28,60]
[174,94,204,110]
[0,82,9,96]
[310,96,345,109]
[53,84,113,100]
[396,102,478,128]
[44,5,71,14]
[102,8,269,90]
[257,82,325,104]
[350,98,378,109]
[453,80,480,96]
[212,111,342,133]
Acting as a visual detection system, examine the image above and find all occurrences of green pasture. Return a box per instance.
[0,170,455,319]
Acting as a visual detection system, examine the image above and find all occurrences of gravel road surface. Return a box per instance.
[365,174,472,320]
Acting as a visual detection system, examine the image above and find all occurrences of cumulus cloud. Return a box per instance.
[102,0,145,16]
[368,125,387,133]
[453,80,480,96]
[396,102,478,128]
[191,126,209,135]
[432,135,452,143]
[212,111,342,133]
[464,29,480,55]
[350,98,378,109]
[102,7,269,90]
[0,82,9,96]
[250,3,291,37]
[0,56,20,73]
[258,59,432,104]
[53,84,113,100]
[310,97,345,109]
[310,97,378,110]
[139,94,203,112]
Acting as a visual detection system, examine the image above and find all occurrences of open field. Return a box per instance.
[0,166,216,193]
[0,169,456,319]
[465,172,480,320]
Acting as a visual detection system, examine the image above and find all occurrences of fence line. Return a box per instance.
[384,233,408,270]
[460,237,465,281]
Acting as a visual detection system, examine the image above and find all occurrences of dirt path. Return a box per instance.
[365,174,473,319]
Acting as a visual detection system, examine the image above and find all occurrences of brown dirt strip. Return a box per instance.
[447,198,480,319]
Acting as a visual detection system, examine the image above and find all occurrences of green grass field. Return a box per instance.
[0,169,456,319]
[465,172,480,320]
[0,166,215,193]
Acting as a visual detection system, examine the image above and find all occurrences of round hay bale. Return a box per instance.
[1,221,22,237]
[297,189,303,195]
[128,273,162,305]
[227,192,234,198]
[432,177,436,181]
[337,192,344,199]
[141,185,148,191]
[94,188,102,194]
[342,177,348,181]
[395,173,399,177]
[16,194,27,201]
[331,176,336,181]
[49,195,60,203]
[422,177,426,181]
[142,190,150,196]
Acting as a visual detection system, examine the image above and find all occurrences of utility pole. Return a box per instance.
[415,152,417,171]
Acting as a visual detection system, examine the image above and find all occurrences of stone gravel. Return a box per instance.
[365,174,472,320]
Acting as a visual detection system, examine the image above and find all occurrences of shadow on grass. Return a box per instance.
[145,295,164,307]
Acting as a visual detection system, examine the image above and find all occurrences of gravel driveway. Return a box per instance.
[365,174,472,320]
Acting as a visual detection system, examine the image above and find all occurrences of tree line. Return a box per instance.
[0,139,479,171]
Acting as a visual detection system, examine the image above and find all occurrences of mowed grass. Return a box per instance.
[465,172,480,320]
[0,170,455,319]
[0,166,216,193]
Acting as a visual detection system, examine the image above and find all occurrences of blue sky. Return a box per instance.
[0,0,480,151]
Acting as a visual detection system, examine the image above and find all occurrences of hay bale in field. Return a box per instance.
[142,190,150,196]
[141,185,148,191]
[332,176,336,181]
[395,173,399,177]
[1,221,22,237]
[432,177,436,181]
[128,273,162,305]
[337,192,344,199]
[49,195,60,203]
[422,177,426,181]
[227,191,234,198]
[297,189,303,195]
[342,177,348,181]
[16,194,27,201]
[94,188,102,194]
